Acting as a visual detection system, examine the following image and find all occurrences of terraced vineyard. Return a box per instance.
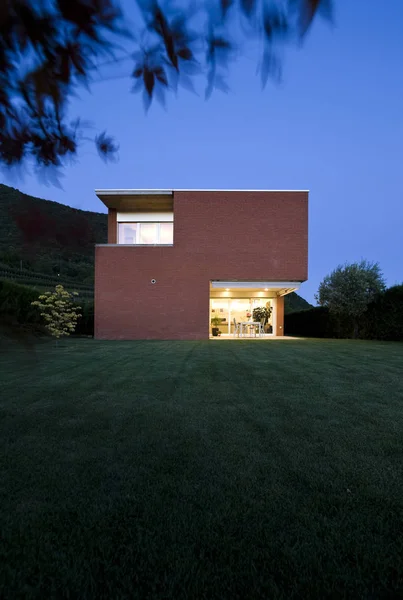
[0,264,94,298]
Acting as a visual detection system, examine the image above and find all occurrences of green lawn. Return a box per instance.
[1,338,403,599]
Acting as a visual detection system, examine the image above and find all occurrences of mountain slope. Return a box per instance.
[284,291,312,314]
[0,184,107,282]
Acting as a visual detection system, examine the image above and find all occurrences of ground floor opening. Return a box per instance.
[209,280,301,339]
[210,297,276,337]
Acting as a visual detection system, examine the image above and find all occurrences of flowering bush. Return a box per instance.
[31,285,81,339]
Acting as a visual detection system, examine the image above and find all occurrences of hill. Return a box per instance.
[0,184,312,310]
[0,184,107,283]
[284,291,312,314]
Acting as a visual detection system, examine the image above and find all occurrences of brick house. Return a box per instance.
[94,189,308,339]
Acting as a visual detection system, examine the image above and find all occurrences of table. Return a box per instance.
[239,321,261,337]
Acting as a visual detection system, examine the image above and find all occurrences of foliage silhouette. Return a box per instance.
[0,1,332,173]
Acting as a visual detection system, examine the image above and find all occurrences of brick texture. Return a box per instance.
[95,191,308,339]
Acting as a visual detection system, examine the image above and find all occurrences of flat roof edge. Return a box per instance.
[95,188,309,195]
[176,189,309,192]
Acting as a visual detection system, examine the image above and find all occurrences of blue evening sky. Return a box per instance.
[2,0,402,303]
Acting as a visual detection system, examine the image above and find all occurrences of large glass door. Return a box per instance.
[210,298,275,335]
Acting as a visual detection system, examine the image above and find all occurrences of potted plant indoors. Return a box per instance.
[211,314,222,336]
[252,306,272,333]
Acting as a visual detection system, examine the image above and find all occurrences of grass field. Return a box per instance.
[1,338,403,599]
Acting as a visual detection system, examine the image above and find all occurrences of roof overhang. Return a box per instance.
[210,281,302,296]
[95,189,173,211]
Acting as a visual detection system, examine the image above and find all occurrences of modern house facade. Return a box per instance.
[94,189,308,340]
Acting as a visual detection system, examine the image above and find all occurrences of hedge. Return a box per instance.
[0,279,41,325]
[360,285,403,341]
[285,285,403,341]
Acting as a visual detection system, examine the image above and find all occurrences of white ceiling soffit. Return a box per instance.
[95,189,173,196]
[211,281,302,290]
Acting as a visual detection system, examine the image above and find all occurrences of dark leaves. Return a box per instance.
[260,50,282,88]
[205,30,233,99]
[263,6,289,41]
[56,42,90,81]
[7,2,42,51]
[31,124,77,166]
[288,0,333,37]
[95,132,119,160]
[154,67,167,86]
[240,0,257,17]
[141,2,196,73]
[143,68,155,97]
[177,47,193,61]
[0,0,123,171]
[220,0,234,18]
[58,135,77,156]
[132,60,168,99]
[211,37,231,50]
[207,35,232,62]
[0,0,330,173]
[22,64,65,115]
[19,14,58,52]
[0,133,28,166]
[56,0,122,39]
[56,0,93,26]
[298,0,324,34]
[144,4,177,69]
[132,66,143,78]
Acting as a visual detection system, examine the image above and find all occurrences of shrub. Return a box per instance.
[316,260,386,338]
[74,300,94,336]
[31,285,82,339]
[0,279,41,324]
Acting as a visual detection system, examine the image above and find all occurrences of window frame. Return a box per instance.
[117,221,173,245]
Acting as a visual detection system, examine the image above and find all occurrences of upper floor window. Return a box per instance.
[118,222,173,245]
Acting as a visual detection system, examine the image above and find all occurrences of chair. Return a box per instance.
[257,317,266,337]
[249,322,257,338]
[233,318,241,337]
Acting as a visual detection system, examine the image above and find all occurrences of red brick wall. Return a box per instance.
[95,191,308,339]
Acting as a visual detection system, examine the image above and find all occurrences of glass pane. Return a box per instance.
[230,299,251,325]
[160,222,173,244]
[139,223,158,244]
[118,223,136,244]
[251,298,271,312]
[251,298,273,332]
[210,299,229,334]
